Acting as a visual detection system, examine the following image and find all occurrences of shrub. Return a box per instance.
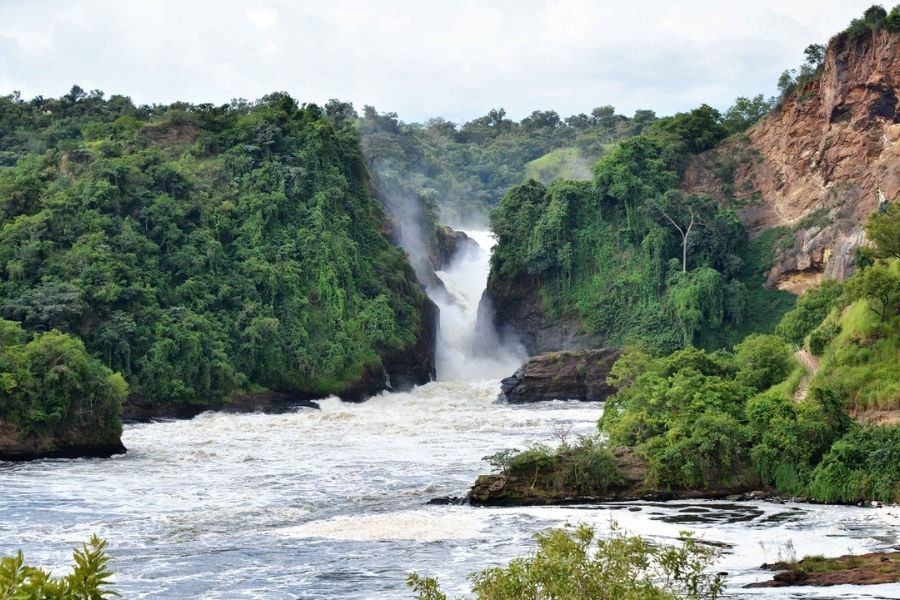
[644,412,752,489]
[734,334,795,391]
[0,535,117,599]
[775,280,843,345]
[808,315,842,356]
[807,425,900,503]
[409,524,725,600]
[746,389,845,494]
[487,438,624,495]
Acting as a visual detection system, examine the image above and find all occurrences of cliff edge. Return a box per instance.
[684,29,900,293]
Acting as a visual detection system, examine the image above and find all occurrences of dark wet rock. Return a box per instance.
[122,391,321,423]
[747,551,900,588]
[0,422,126,462]
[432,226,477,271]
[426,496,467,505]
[724,490,776,502]
[478,273,603,356]
[499,348,621,403]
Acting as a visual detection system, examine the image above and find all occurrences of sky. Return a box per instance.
[0,0,882,123]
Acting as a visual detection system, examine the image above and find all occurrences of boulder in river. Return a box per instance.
[499,348,621,403]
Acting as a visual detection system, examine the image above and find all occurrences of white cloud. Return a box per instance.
[0,0,879,122]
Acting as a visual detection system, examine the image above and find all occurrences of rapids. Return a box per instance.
[1,232,898,599]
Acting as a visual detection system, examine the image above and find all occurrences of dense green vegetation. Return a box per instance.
[0,89,429,415]
[358,104,657,225]
[607,205,900,502]
[409,524,724,600]
[487,204,899,504]
[0,535,116,599]
[357,89,774,229]
[482,435,623,498]
[488,103,793,353]
[0,320,125,438]
[600,336,815,491]
[806,204,900,412]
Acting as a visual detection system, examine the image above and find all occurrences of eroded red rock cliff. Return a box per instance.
[685,29,899,293]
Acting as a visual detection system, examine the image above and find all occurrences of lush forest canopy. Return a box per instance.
[491,205,900,504]
[0,320,125,439]
[482,5,900,505]
[484,4,900,355]
[0,88,429,423]
[487,103,792,353]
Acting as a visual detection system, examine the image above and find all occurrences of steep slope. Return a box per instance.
[684,28,900,292]
[0,92,436,427]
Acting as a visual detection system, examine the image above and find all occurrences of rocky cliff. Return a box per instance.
[684,29,900,293]
[478,274,604,356]
[499,349,620,403]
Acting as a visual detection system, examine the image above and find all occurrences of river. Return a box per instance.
[1,232,898,599]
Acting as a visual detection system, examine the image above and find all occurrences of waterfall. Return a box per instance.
[428,231,526,381]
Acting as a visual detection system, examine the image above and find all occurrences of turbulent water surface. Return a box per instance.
[2,233,899,599]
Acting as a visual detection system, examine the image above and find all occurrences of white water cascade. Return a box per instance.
[1,231,899,599]
[429,230,526,381]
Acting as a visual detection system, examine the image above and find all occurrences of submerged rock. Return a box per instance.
[499,348,621,403]
[122,391,321,423]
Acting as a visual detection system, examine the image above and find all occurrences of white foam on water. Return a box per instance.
[2,229,899,599]
[282,509,484,541]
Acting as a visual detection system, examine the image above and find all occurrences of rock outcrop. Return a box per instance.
[477,274,604,356]
[432,226,477,270]
[747,551,900,588]
[0,422,126,462]
[468,446,761,506]
[684,28,900,293]
[499,349,621,403]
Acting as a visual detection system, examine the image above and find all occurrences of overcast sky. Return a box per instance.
[0,0,879,123]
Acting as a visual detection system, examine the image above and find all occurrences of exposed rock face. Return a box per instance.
[684,29,900,292]
[0,422,125,461]
[478,274,604,355]
[432,226,477,270]
[499,349,621,403]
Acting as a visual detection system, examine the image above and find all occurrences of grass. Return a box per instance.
[812,300,900,411]
[524,147,592,183]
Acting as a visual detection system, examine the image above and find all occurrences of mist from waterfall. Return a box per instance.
[429,231,526,381]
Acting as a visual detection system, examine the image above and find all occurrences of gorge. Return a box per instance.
[1,4,899,599]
